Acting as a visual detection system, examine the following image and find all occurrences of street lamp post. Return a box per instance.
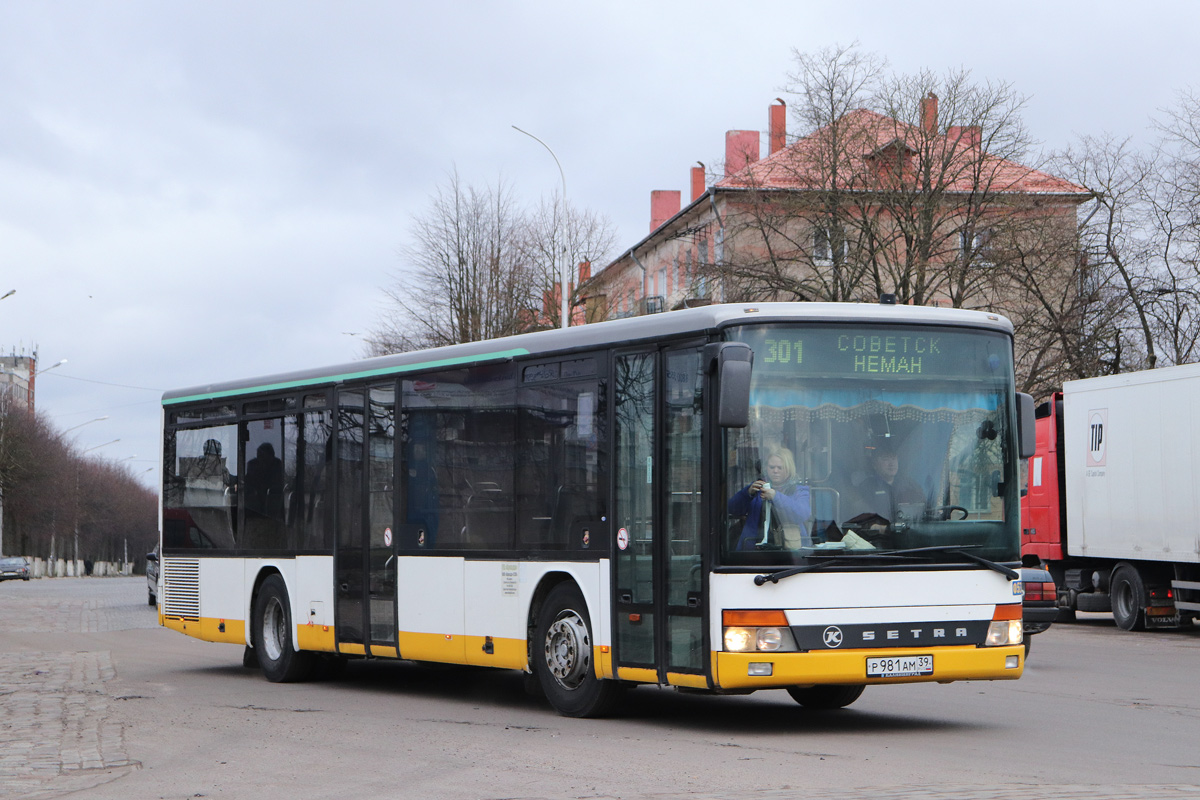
[74,438,118,573]
[513,126,569,330]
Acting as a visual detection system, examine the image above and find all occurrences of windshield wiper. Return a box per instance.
[754,557,849,585]
[753,544,1019,586]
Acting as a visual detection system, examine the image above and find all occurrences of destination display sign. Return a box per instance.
[731,325,1011,380]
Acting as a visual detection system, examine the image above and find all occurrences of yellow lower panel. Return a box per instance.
[594,646,613,680]
[463,635,527,669]
[667,672,709,689]
[338,642,367,656]
[370,645,399,659]
[616,666,658,684]
[163,616,245,645]
[714,645,1024,690]
[396,631,467,664]
[296,623,337,653]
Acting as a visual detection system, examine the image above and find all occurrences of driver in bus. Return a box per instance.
[853,438,925,524]
[728,447,811,550]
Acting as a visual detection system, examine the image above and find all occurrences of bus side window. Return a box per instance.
[403,364,516,551]
[164,424,238,550]
[518,378,606,552]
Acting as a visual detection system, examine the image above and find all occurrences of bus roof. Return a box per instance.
[162,302,1014,405]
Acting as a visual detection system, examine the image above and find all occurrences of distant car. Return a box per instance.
[1021,557,1057,656]
[0,556,31,581]
[146,544,160,606]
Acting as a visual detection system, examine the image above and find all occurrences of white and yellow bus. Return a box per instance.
[158,302,1033,716]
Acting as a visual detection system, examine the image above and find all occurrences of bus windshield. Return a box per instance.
[721,323,1019,567]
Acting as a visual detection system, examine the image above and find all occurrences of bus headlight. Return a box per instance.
[723,625,798,652]
[722,611,798,652]
[756,627,784,651]
[985,619,1023,646]
[724,627,756,652]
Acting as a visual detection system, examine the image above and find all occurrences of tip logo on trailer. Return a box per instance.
[1086,408,1107,471]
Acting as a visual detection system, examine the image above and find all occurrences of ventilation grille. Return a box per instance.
[163,558,201,620]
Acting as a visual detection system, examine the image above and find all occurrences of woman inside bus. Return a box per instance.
[728,447,812,551]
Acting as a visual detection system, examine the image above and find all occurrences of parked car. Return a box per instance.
[1021,556,1057,656]
[146,544,160,606]
[0,556,31,581]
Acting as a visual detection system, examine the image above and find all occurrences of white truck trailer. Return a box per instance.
[1021,363,1200,630]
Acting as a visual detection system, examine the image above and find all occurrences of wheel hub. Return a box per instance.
[263,596,286,662]
[545,610,591,689]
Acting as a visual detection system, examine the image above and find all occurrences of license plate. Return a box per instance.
[866,654,933,678]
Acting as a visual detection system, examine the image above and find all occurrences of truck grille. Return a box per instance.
[163,558,200,620]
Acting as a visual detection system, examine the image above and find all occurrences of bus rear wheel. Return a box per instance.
[252,574,313,682]
[535,583,621,718]
[786,684,865,709]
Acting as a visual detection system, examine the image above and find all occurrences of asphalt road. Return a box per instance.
[2,577,1198,800]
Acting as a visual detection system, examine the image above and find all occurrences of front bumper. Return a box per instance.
[714,644,1024,690]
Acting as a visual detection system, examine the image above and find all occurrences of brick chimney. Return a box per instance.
[947,125,982,148]
[577,260,591,285]
[691,163,706,202]
[725,130,760,177]
[769,99,787,154]
[650,190,682,232]
[920,92,938,134]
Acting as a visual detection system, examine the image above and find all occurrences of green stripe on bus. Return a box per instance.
[163,348,531,405]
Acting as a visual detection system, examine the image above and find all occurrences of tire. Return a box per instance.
[534,582,621,718]
[1110,565,1147,631]
[1024,638,1032,659]
[252,574,314,682]
[148,590,156,607]
[787,684,865,710]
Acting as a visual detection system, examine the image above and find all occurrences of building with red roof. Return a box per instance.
[580,95,1092,331]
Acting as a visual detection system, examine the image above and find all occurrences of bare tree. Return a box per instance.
[0,395,153,562]
[708,46,1042,311]
[370,174,618,353]
[369,171,534,354]
[519,192,618,329]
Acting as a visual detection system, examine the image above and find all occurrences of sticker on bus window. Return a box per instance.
[383,528,392,547]
[617,528,629,550]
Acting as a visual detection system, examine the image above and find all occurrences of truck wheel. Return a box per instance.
[534,582,621,718]
[1110,566,1147,631]
[787,684,865,709]
[252,574,314,682]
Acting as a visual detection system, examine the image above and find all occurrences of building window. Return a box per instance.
[813,227,848,266]
[961,228,994,266]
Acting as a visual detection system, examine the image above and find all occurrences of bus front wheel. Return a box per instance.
[535,583,621,718]
[787,684,865,709]
[252,574,313,682]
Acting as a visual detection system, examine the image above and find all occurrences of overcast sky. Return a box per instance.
[2,0,1198,488]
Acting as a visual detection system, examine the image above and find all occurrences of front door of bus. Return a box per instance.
[334,384,399,656]
[613,345,707,685]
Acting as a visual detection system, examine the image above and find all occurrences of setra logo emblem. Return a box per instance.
[822,626,844,648]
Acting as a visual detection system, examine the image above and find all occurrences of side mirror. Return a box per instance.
[145,552,159,563]
[1016,392,1036,459]
[704,342,753,428]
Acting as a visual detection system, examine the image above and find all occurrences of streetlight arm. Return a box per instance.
[513,125,570,330]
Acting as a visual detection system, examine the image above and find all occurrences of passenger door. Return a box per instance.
[612,344,707,685]
[334,383,398,656]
